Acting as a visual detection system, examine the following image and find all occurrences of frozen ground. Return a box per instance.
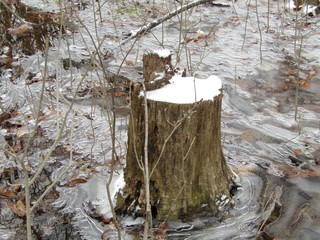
[1,0,320,239]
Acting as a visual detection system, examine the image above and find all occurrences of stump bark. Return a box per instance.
[116,51,235,220]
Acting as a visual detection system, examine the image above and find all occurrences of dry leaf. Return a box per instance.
[2,119,23,129]
[300,80,310,88]
[284,69,296,76]
[125,60,134,66]
[241,130,255,143]
[291,148,304,157]
[12,200,26,217]
[0,113,11,124]
[293,2,302,11]
[65,178,87,187]
[8,24,32,36]
[229,16,239,21]
[38,110,60,121]
[280,165,320,178]
[0,190,19,198]
[112,91,128,98]
[160,224,167,231]
[101,216,112,224]
[0,57,15,65]
[83,113,94,120]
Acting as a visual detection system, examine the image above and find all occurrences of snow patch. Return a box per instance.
[152,71,166,82]
[153,49,171,58]
[84,171,125,217]
[144,75,222,104]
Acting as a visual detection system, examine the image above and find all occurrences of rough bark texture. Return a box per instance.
[116,52,235,220]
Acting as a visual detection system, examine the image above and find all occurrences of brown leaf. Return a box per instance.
[83,113,94,120]
[112,91,128,98]
[0,57,15,65]
[229,16,239,21]
[293,2,302,11]
[160,224,167,231]
[65,178,87,187]
[291,148,304,157]
[38,110,60,121]
[101,216,112,224]
[12,200,26,217]
[15,126,28,139]
[300,80,310,88]
[0,190,19,199]
[0,113,11,124]
[284,69,296,76]
[125,60,134,66]
[8,24,32,36]
[2,119,23,129]
[241,130,255,143]
[8,139,24,153]
[232,165,255,174]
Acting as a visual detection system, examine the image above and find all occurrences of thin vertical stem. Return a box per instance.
[267,0,270,31]
[142,83,152,240]
[294,82,299,121]
[176,0,184,64]
[242,0,251,51]
[25,173,32,240]
[97,0,103,22]
[105,109,122,240]
[255,0,263,64]
[293,5,302,121]
[231,0,238,18]
[25,37,50,240]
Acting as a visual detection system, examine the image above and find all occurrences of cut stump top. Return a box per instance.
[143,75,222,104]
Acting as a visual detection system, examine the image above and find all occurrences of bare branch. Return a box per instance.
[142,82,152,240]
[121,0,230,45]
[0,0,27,24]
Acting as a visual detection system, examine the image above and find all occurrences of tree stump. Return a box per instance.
[116,50,235,220]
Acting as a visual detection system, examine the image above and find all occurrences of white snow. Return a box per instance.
[303,5,319,15]
[152,71,166,82]
[84,171,125,217]
[153,49,171,58]
[287,0,318,15]
[144,75,222,104]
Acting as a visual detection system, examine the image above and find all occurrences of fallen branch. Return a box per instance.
[121,0,230,45]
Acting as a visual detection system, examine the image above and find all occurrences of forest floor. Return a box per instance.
[1,0,320,239]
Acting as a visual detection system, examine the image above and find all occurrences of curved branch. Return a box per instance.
[121,0,230,45]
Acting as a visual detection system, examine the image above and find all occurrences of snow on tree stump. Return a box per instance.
[116,50,235,220]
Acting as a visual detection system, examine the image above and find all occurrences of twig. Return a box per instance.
[130,92,145,171]
[77,12,124,239]
[242,0,251,50]
[121,0,230,45]
[255,0,263,64]
[28,59,89,187]
[255,186,282,238]
[0,0,27,24]
[142,82,152,240]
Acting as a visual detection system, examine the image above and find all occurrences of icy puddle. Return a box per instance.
[52,0,320,238]
[1,0,320,239]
